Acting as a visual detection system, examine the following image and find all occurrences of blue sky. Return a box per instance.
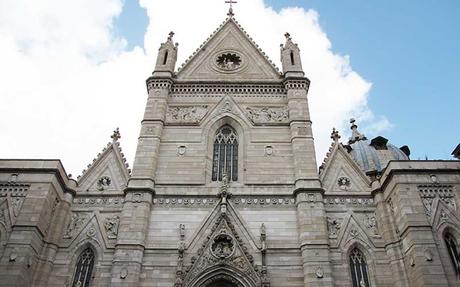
[1,0,458,175]
[116,0,459,160]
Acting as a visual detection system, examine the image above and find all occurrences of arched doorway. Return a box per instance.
[206,278,238,287]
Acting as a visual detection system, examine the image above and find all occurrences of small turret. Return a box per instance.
[153,31,178,77]
[280,32,304,77]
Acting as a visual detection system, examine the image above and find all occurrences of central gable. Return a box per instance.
[176,18,281,82]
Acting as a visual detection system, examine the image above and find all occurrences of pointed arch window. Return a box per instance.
[444,233,460,277]
[212,125,238,182]
[72,247,95,287]
[349,248,370,287]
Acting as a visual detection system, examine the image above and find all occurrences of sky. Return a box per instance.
[0,0,458,177]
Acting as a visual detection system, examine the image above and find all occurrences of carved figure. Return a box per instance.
[63,213,85,239]
[211,231,234,259]
[166,106,208,123]
[246,106,288,123]
[104,215,120,238]
[327,217,341,238]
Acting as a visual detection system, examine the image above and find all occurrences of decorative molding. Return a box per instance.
[324,196,374,206]
[170,83,286,96]
[153,196,295,207]
[166,105,209,124]
[96,176,111,191]
[245,106,289,124]
[73,196,125,207]
[418,184,455,216]
[0,182,30,197]
[146,78,173,92]
[284,79,309,90]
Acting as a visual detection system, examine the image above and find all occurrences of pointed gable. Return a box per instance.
[77,130,130,193]
[176,17,281,82]
[320,143,371,193]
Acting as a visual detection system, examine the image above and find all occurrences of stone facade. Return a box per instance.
[1,11,460,287]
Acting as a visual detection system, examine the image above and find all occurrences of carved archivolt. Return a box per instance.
[178,214,268,287]
[166,105,209,124]
[245,106,288,124]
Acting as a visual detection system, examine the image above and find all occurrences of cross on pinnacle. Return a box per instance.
[225,0,237,16]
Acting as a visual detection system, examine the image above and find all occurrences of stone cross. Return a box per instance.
[225,0,237,16]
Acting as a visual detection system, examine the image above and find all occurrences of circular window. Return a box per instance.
[216,53,241,71]
[211,50,247,73]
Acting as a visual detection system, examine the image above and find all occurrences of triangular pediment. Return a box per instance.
[177,17,281,82]
[77,141,130,194]
[320,144,371,193]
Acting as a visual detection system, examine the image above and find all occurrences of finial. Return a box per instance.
[111,127,121,141]
[331,128,341,143]
[168,31,175,41]
[284,32,292,41]
[225,0,237,17]
[348,118,367,144]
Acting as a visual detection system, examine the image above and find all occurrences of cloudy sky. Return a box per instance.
[0,0,458,176]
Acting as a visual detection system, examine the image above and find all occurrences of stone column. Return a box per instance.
[285,78,333,286]
[110,78,170,286]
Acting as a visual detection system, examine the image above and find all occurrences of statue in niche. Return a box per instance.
[63,213,85,238]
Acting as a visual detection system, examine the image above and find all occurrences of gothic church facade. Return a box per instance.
[0,10,460,287]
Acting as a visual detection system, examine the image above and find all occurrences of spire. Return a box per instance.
[330,128,341,143]
[348,118,367,144]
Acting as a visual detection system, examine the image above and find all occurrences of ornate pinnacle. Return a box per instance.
[348,118,367,144]
[331,128,341,143]
[111,127,121,141]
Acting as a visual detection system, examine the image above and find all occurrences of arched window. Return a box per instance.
[72,247,95,287]
[349,248,370,287]
[444,233,460,277]
[212,125,238,182]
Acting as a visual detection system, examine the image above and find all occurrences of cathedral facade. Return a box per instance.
[0,10,460,287]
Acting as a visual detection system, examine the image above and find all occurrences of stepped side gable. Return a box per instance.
[176,17,282,82]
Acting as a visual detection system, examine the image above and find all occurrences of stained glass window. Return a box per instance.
[72,247,95,287]
[349,248,370,287]
[445,233,460,277]
[212,125,238,182]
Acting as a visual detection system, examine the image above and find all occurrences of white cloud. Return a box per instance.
[0,0,389,176]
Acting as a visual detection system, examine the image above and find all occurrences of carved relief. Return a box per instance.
[327,217,342,238]
[104,215,120,239]
[245,106,288,123]
[211,229,235,259]
[166,106,208,124]
[364,213,379,236]
[63,213,87,239]
[337,176,351,191]
[96,176,111,191]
